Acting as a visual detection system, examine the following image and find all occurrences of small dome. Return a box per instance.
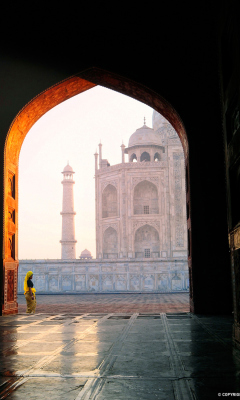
[79,249,92,259]
[128,124,162,148]
[81,249,91,256]
[62,164,74,173]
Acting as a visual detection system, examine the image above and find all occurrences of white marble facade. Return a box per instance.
[18,110,188,294]
[95,111,188,262]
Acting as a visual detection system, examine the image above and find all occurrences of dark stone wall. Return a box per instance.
[217,0,240,341]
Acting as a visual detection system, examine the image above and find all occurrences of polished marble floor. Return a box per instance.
[0,311,238,399]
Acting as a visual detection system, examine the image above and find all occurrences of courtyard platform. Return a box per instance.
[0,294,239,399]
[17,292,190,314]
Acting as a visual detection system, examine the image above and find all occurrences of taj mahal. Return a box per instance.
[18,110,189,293]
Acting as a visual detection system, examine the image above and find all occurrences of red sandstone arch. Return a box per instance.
[3,67,191,314]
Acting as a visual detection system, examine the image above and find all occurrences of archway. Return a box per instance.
[3,67,190,314]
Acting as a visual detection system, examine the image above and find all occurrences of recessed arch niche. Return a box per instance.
[103,227,118,259]
[102,184,118,218]
[134,224,160,258]
[140,151,151,162]
[133,180,159,215]
[3,67,190,314]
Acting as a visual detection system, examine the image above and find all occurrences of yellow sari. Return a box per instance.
[24,271,36,313]
[24,271,36,294]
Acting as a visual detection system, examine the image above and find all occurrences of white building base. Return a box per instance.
[18,258,189,294]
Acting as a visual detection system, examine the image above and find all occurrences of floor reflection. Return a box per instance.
[0,313,239,399]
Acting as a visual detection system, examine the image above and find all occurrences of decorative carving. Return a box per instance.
[102,223,118,233]
[130,274,140,291]
[8,208,15,223]
[173,153,184,160]
[49,276,59,291]
[101,180,118,191]
[102,274,113,282]
[8,172,15,199]
[143,274,155,290]
[89,275,99,291]
[157,273,169,291]
[173,153,184,247]
[116,274,126,281]
[7,270,14,302]
[132,220,160,234]
[168,138,182,145]
[62,275,71,283]
[166,125,178,139]
[115,275,127,290]
[132,176,159,188]
[8,234,15,259]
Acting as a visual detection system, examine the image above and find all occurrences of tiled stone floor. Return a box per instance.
[0,295,239,399]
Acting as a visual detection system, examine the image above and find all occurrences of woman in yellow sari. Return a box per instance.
[24,271,36,314]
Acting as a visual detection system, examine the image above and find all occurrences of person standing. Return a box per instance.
[24,271,36,314]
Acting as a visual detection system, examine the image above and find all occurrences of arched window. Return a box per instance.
[154,152,161,161]
[103,227,118,258]
[140,152,150,162]
[133,180,159,215]
[134,224,160,258]
[130,153,137,162]
[102,184,118,218]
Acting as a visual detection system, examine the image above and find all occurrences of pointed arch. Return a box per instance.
[3,67,189,314]
[103,227,118,259]
[134,224,160,258]
[140,151,151,162]
[133,180,159,215]
[102,184,118,218]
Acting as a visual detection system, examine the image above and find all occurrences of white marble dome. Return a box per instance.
[79,249,92,259]
[128,123,163,148]
[63,164,74,173]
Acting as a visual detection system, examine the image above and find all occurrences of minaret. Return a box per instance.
[60,163,77,259]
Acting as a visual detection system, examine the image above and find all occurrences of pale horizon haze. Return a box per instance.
[19,86,154,259]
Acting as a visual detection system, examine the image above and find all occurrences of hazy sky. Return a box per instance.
[19,86,154,259]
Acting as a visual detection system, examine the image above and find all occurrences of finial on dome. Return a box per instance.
[144,117,146,125]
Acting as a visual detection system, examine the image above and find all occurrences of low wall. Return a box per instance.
[18,258,189,294]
